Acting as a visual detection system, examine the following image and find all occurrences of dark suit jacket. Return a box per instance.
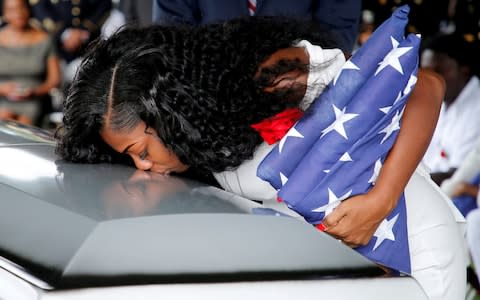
[119,0,154,26]
[153,0,361,52]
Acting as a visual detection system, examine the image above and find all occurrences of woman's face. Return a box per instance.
[100,121,189,175]
[3,0,30,29]
[421,49,465,104]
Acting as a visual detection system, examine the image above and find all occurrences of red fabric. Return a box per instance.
[251,108,304,145]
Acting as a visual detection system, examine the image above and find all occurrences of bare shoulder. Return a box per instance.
[417,68,446,94]
[30,28,50,43]
[28,27,49,45]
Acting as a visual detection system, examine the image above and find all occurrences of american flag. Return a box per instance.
[257,5,420,274]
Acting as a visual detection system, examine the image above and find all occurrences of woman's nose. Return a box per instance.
[132,156,153,171]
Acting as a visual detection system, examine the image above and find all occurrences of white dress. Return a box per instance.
[214,41,467,300]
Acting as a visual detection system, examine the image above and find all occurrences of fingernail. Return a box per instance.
[316,223,326,231]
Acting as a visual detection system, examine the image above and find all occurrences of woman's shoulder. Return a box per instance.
[415,68,446,105]
[418,69,446,92]
[30,29,52,44]
[0,28,53,48]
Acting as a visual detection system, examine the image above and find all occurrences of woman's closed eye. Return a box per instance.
[139,149,149,160]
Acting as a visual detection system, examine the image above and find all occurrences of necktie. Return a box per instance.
[248,0,257,16]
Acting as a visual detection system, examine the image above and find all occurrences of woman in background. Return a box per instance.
[0,0,61,125]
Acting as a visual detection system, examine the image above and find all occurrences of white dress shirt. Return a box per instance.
[423,76,480,173]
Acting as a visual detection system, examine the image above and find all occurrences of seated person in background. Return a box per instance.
[29,0,111,83]
[119,0,153,27]
[55,18,466,300]
[0,0,61,125]
[153,0,361,54]
[421,33,480,185]
[441,138,480,217]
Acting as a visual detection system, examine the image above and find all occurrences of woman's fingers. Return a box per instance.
[321,204,346,230]
[320,194,386,247]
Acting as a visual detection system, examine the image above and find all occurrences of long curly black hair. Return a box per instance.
[56,17,339,173]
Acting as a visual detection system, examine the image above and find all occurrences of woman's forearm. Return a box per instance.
[321,69,445,245]
[33,56,61,97]
[371,69,444,211]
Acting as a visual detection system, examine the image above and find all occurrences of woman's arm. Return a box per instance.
[32,56,61,97]
[322,69,445,247]
[0,82,17,97]
[452,183,479,198]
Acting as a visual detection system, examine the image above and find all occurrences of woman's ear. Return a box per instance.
[262,70,308,94]
[144,126,154,135]
[255,47,309,94]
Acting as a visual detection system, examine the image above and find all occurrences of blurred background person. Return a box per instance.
[119,0,153,27]
[362,0,480,44]
[100,0,125,39]
[101,0,155,40]
[153,0,361,53]
[28,0,112,83]
[0,0,61,125]
[420,33,480,185]
[441,139,480,217]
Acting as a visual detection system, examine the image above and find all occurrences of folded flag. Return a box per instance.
[257,5,420,274]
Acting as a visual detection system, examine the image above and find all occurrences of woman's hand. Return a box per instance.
[322,190,392,247]
[8,87,33,101]
[0,82,32,101]
[62,29,90,53]
[321,69,445,248]
[451,182,479,198]
[0,82,18,97]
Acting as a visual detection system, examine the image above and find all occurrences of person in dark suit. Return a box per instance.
[29,0,112,62]
[119,0,153,27]
[152,0,361,53]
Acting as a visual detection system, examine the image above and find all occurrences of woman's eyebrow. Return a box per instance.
[122,143,136,154]
[123,124,149,153]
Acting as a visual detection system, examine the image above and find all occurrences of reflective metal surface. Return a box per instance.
[0,121,55,146]
[0,121,382,290]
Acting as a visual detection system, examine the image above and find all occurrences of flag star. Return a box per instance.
[394,91,403,105]
[323,169,330,173]
[403,74,417,95]
[279,127,304,153]
[372,213,399,251]
[280,172,288,186]
[321,104,359,139]
[375,37,413,76]
[312,188,352,216]
[379,106,391,114]
[339,152,353,162]
[333,60,360,85]
[379,108,403,144]
[368,159,383,185]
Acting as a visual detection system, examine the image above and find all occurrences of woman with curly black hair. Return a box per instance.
[57,18,340,171]
[56,17,465,300]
